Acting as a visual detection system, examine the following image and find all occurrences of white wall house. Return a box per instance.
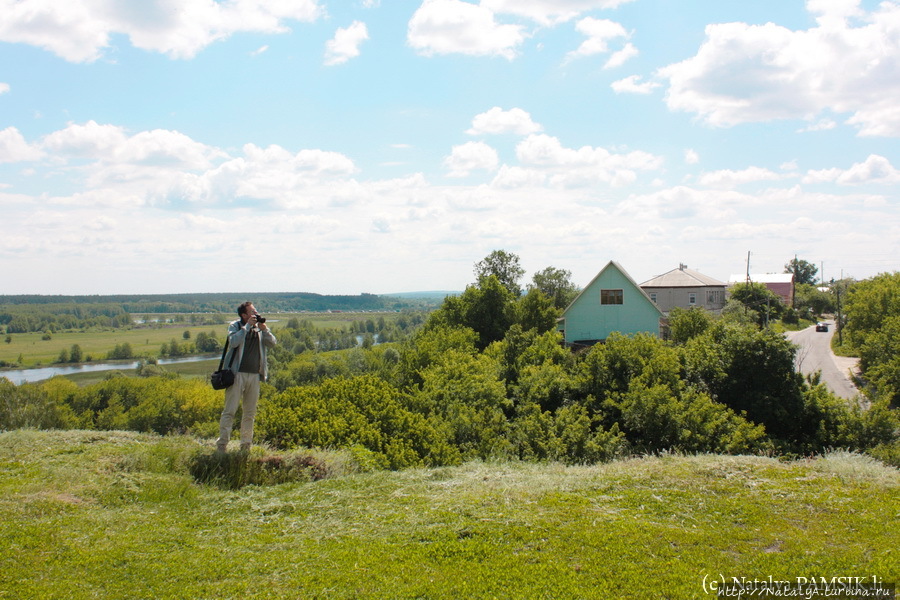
[639,264,728,314]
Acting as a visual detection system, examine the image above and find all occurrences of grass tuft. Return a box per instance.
[189,450,332,489]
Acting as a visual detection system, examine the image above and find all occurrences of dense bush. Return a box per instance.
[258,375,459,469]
[682,322,804,442]
[0,375,223,436]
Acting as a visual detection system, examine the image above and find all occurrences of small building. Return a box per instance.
[557,261,664,347]
[728,273,795,306]
[639,264,727,314]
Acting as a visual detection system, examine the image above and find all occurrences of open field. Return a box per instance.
[1,312,403,368]
[1,326,226,367]
[1,430,897,599]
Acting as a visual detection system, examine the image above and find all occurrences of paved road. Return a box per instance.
[785,320,860,400]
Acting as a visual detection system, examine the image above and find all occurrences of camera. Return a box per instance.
[254,313,266,324]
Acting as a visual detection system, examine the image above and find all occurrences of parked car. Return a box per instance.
[815,322,829,332]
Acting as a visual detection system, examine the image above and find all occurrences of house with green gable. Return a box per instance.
[557,261,664,347]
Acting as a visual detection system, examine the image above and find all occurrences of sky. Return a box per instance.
[0,0,898,296]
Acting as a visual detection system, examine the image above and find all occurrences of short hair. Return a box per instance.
[237,301,254,317]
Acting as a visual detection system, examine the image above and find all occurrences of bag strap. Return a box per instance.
[217,338,230,371]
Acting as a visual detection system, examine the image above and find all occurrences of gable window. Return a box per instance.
[601,289,623,305]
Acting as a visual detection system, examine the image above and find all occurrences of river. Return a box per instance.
[1,354,218,386]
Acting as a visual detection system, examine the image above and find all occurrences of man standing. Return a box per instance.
[216,301,277,453]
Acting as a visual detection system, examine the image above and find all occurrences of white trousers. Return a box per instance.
[216,372,261,450]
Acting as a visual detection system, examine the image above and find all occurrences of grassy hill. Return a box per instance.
[1,430,897,599]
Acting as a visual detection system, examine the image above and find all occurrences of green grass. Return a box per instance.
[1,326,225,367]
[1,312,401,368]
[1,430,897,599]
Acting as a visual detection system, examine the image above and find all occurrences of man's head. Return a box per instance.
[238,301,256,323]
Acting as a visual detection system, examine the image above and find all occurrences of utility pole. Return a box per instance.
[836,269,843,346]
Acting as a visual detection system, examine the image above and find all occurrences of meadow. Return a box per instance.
[1,430,897,599]
[0,312,400,369]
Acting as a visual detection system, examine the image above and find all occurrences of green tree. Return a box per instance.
[516,288,560,334]
[728,282,785,327]
[668,307,713,344]
[682,322,803,443]
[69,344,83,363]
[794,283,833,318]
[530,266,579,309]
[437,276,517,350]
[856,315,900,407]
[784,257,818,285]
[844,272,900,349]
[474,250,525,297]
[194,331,222,352]
[411,351,512,461]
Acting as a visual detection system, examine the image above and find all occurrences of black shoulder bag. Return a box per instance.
[210,338,236,390]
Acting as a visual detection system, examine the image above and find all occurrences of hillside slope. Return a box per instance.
[1,430,897,599]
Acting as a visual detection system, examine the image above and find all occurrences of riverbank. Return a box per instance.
[1,355,218,386]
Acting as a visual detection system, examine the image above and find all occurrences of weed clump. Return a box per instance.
[189,451,329,489]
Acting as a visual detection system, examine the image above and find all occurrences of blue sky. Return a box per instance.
[0,0,898,295]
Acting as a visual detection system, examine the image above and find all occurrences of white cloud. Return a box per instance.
[443,141,499,177]
[466,107,543,136]
[617,185,757,221]
[806,0,864,20]
[407,0,526,60]
[0,127,44,162]
[371,215,392,233]
[250,45,269,57]
[698,166,788,188]
[324,21,369,66]
[41,121,128,157]
[684,149,699,165]
[0,0,324,62]
[804,154,900,185]
[490,165,547,188]
[657,1,900,136]
[611,75,660,94]
[40,121,225,170]
[515,133,663,187]
[0,82,9,95]
[798,118,837,132]
[565,17,628,61]
[603,42,638,69]
[482,0,637,26]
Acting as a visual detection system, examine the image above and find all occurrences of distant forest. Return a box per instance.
[0,292,445,315]
[0,292,445,334]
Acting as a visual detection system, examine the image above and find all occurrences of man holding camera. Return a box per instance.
[216,301,277,453]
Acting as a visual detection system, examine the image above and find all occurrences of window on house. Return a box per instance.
[649,292,657,304]
[689,293,697,305]
[707,290,723,304]
[601,289,623,305]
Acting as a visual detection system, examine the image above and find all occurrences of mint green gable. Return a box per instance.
[557,261,663,346]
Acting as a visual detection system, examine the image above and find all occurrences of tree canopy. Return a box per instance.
[529,266,580,310]
[474,250,526,297]
[784,257,818,285]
